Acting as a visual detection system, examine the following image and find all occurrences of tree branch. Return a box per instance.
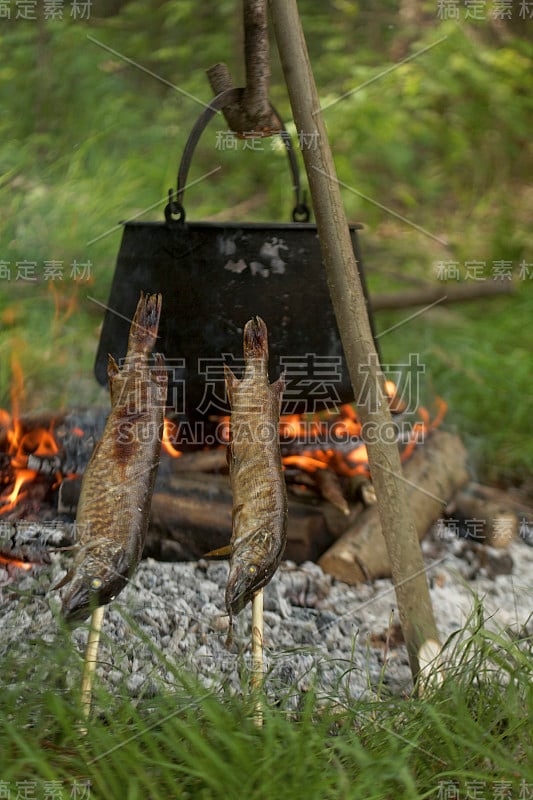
[269,0,439,682]
[207,0,280,135]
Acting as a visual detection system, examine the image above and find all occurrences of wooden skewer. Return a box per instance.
[80,604,105,733]
[251,588,264,727]
[417,638,445,697]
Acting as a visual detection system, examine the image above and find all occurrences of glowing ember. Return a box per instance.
[280,389,446,480]
[0,554,33,571]
[0,363,447,523]
[283,454,329,472]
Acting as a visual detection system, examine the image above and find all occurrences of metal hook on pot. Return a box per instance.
[164,188,185,224]
[164,88,310,224]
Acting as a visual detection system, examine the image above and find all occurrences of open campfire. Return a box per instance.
[0,373,525,586]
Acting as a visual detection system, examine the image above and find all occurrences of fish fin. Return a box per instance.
[107,354,119,379]
[153,352,166,375]
[272,370,285,394]
[107,354,120,403]
[232,502,244,529]
[52,566,77,591]
[203,544,232,559]
[110,546,131,579]
[224,364,238,405]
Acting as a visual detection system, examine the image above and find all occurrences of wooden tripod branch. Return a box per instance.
[207,0,280,135]
[269,0,439,682]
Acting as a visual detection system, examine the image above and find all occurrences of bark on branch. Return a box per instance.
[207,0,280,135]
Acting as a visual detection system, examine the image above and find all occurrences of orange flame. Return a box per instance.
[280,387,446,480]
[0,357,62,514]
[161,418,182,458]
[0,368,447,519]
[279,414,303,439]
[0,468,38,513]
[384,379,407,413]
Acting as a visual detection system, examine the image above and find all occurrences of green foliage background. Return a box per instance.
[0,0,532,484]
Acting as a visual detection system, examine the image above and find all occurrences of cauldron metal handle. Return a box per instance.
[165,88,310,224]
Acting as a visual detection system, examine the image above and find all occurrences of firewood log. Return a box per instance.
[146,473,334,564]
[163,449,228,473]
[318,431,469,584]
[55,468,357,563]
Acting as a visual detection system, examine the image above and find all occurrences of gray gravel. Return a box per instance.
[1,528,531,707]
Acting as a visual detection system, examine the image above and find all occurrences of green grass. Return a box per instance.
[0,604,531,799]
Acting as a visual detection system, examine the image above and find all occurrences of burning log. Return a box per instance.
[318,431,469,584]
[0,519,75,575]
[313,468,350,516]
[146,471,333,564]
[51,469,338,564]
[162,449,228,473]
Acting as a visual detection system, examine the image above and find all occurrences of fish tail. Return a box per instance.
[129,292,162,354]
[243,316,268,361]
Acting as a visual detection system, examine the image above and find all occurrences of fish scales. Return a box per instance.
[57,292,167,625]
[224,316,288,630]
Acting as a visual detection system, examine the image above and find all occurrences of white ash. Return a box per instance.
[0,528,531,708]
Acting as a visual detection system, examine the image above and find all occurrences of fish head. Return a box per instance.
[225,532,284,617]
[59,541,130,626]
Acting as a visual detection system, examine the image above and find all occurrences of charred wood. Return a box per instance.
[0,519,75,566]
[313,468,350,516]
[318,431,470,584]
[146,471,333,564]
[27,453,64,476]
[162,449,228,474]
